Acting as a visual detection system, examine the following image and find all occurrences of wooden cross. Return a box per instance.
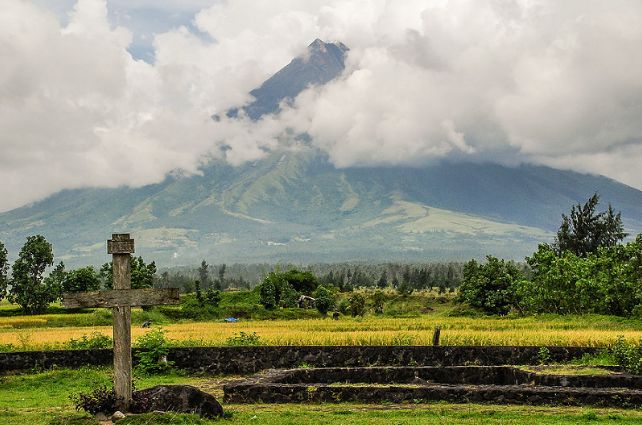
[62,234,180,411]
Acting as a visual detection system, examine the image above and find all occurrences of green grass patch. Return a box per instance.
[2,368,642,424]
[517,365,615,376]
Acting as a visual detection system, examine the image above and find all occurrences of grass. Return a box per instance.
[517,365,616,376]
[2,368,642,425]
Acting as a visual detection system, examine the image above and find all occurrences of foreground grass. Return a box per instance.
[2,368,642,425]
[7,406,642,425]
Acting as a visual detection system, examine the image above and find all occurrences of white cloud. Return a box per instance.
[1,0,642,212]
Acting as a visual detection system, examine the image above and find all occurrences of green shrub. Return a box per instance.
[258,269,318,309]
[612,336,642,374]
[66,332,112,350]
[337,298,350,315]
[372,290,386,314]
[71,385,118,415]
[225,331,262,346]
[205,289,221,307]
[134,328,173,375]
[457,256,522,315]
[538,347,551,365]
[313,285,335,315]
[348,293,366,317]
[0,343,15,352]
[259,280,278,310]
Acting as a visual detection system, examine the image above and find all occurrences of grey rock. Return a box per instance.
[110,410,126,421]
[133,385,224,418]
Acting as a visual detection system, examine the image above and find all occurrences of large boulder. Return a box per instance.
[132,385,223,418]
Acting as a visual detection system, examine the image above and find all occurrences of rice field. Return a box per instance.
[2,314,642,350]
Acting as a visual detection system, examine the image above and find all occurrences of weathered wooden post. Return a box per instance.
[108,233,135,411]
[432,326,441,346]
[62,233,180,412]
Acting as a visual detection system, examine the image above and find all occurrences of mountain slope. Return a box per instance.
[229,39,348,119]
[2,147,642,266]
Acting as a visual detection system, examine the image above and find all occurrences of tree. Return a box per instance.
[101,256,157,289]
[8,235,56,314]
[0,241,8,300]
[397,274,414,296]
[132,256,156,289]
[372,290,386,314]
[198,260,210,289]
[391,275,399,289]
[205,289,221,307]
[377,271,388,289]
[44,261,66,299]
[259,279,278,309]
[61,266,100,294]
[195,280,204,305]
[554,193,627,257]
[348,293,366,317]
[521,236,642,316]
[457,256,523,315]
[257,269,315,309]
[216,264,226,290]
[313,285,335,315]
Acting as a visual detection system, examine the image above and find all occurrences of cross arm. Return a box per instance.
[62,288,180,309]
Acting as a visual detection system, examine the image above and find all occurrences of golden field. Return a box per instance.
[2,314,642,350]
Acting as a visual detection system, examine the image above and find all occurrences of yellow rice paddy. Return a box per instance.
[2,315,642,349]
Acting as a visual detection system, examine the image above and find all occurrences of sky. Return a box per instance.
[1,0,642,212]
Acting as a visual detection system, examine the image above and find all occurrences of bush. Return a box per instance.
[280,284,300,308]
[72,385,118,415]
[612,336,642,375]
[205,289,221,307]
[522,237,642,316]
[258,269,318,309]
[313,285,335,315]
[537,347,551,365]
[457,256,522,315]
[348,293,366,317]
[259,280,278,310]
[62,267,100,293]
[134,328,173,375]
[225,331,262,346]
[66,332,112,350]
[372,290,386,314]
[337,298,350,315]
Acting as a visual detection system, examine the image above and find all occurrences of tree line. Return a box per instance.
[458,194,642,316]
[0,236,156,314]
[160,261,465,294]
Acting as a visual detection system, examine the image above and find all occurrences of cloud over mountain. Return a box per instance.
[2,0,642,212]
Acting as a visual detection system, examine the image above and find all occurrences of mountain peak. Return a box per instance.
[228,39,349,120]
[307,38,349,60]
[309,38,325,48]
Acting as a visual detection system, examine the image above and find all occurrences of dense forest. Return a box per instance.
[159,261,468,294]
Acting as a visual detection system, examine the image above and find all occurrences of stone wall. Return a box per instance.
[0,345,599,373]
[167,346,599,374]
[0,348,112,372]
[224,366,642,407]
[225,379,642,407]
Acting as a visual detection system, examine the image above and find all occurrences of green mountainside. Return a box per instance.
[2,146,642,267]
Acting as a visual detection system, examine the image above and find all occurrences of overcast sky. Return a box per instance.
[1,0,642,212]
